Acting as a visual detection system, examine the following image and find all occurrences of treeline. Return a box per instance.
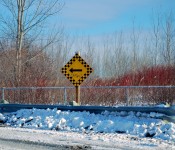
[0,1,174,87]
[82,66,175,105]
[85,66,175,86]
[0,1,174,105]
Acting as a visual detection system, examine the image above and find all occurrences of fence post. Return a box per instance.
[64,87,67,105]
[1,87,5,103]
[32,87,35,104]
[125,88,129,106]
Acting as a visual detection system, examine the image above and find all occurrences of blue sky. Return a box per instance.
[60,0,175,37]
[0,0,174,47]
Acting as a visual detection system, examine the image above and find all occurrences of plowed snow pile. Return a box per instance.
[1,108,175,142]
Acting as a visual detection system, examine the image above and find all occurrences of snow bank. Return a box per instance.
[2,108,175,142]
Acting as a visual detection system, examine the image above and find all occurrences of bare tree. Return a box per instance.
[101,35,114,77]
[101,32,130,78]
[161,11,175,65]
[0,0,64,86]
[151,11,162,66]
[82,37,95,69]
[111,31,129,77]
[130,19,140,73]
[141,37,153,67]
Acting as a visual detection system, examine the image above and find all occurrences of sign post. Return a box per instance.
[61,52,93,105]
[76,85,80,104]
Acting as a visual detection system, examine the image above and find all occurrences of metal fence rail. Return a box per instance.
[0,86,175,106]
[0,104,175,123]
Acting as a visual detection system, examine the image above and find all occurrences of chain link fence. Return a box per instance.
[0,86,175,106]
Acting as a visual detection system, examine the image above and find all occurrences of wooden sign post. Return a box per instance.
[76,85,80,104]
[61,52,93,105]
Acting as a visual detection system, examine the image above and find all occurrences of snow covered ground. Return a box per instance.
[0,108,175,149]
[0,127,174,150]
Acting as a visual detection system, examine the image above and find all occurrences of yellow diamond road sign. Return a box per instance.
[61,53,93,87]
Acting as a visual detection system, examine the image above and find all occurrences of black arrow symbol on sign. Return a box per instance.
[70,68,82,73]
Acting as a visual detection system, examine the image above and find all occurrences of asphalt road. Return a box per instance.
[0,138,91,150]
[0,127,174,150]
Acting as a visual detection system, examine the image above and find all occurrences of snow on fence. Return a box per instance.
[0,86,175,106]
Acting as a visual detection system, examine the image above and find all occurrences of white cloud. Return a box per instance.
[63,0,119,21]
[61,0,131,29]
[60,0,175,32]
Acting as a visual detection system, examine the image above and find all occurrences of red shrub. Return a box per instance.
[81,65,175,105]
[115,65,175,86]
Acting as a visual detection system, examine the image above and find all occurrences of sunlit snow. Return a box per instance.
[1,108,175,142]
